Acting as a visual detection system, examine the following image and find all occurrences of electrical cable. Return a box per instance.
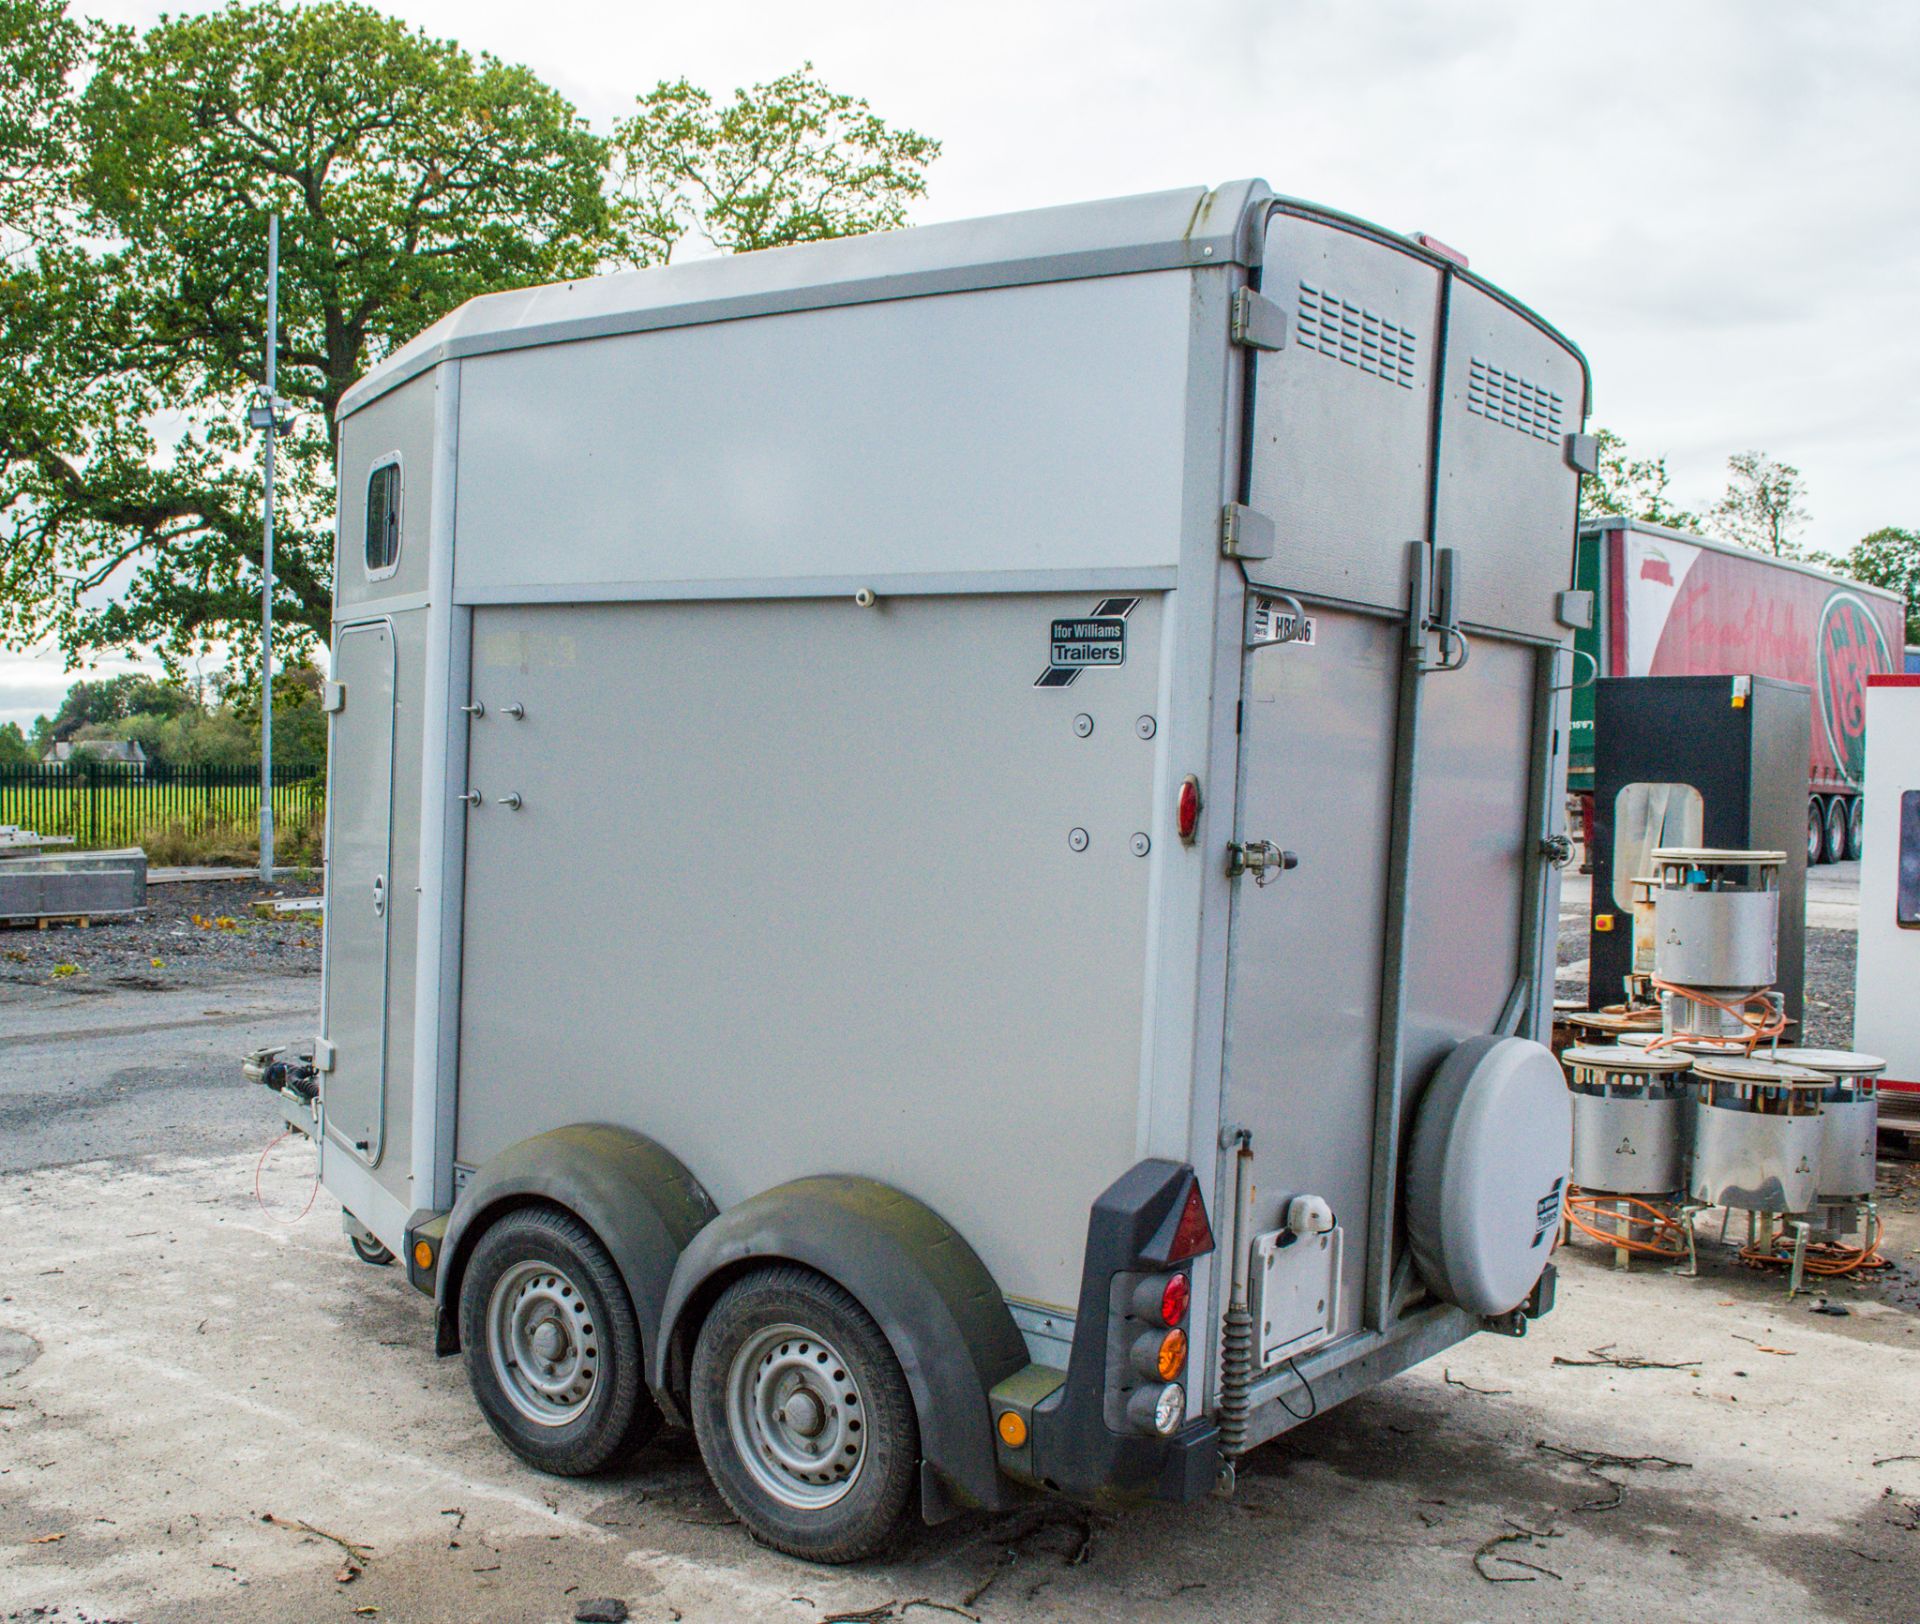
[254,1128,320,1224]
[1737,1216,1888,1278]
[1645,978,1788,1052]
[1275,1354,1318,1421]
[1562,1189,1691,1259]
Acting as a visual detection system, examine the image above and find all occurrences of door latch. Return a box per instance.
[1227,841,1297,885]
[371,874,386,917]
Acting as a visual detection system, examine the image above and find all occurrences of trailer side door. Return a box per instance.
[319,619,396,1163]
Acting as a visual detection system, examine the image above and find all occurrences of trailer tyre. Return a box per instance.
[1808,799,1826,867]
[459,1206,661,1476]
[690,1265,918,1563]
[1846,796,1864,863]
[349,1233,394,1267]
[1822,794,1848,867]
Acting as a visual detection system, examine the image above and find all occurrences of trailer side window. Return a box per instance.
[365,459,401,578]
[1611,782,1704,912]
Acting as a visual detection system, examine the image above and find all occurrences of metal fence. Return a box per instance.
[0,762,325,851]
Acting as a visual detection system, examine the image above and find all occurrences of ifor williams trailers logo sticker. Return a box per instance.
[1816,591,1893,788]
[1035,597,1136,688]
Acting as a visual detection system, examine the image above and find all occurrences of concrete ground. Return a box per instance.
[3,871,1917,1624]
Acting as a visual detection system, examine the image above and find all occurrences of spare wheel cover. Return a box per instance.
[1406,1035,1571,1316]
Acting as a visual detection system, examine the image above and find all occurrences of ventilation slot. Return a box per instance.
[1294,282,1417,389]
[1467,358,1563,442]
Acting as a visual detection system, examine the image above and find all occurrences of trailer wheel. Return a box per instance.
[689,1265,918,1563]
[1845,795,1864,863]
[458,1206,661,1476]
[1822,795,1848,867]
[1808,799,1827,866]
[349,1233,394,1267]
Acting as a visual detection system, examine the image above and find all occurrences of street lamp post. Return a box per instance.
[249,214,292,883]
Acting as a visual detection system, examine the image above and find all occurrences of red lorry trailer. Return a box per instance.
[1571,517,1908,865]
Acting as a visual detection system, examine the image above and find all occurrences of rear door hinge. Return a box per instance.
[1231,288,1288,352]
[313,1038,336,1073]
[321,680,346,713]
[1222,503,1276,561]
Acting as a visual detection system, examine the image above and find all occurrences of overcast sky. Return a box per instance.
[7,0,1915,725]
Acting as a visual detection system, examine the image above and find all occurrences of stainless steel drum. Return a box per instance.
[1563,1045,1690,1195]
[1772,1048,1887,1202]
[1653,888,1779,987]
[1651,849,1784,1042]
[1687,1056,1826,1213]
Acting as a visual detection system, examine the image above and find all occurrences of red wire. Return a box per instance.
[254,1129,321,1224]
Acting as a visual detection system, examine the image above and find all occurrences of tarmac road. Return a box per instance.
[0,976,305,1175]
[3,964,1918,1623]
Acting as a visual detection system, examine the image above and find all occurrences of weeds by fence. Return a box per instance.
[0,762,326,859]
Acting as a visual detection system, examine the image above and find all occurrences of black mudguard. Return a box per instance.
[652,1176,1030,1519]
[433,1124,717,1358]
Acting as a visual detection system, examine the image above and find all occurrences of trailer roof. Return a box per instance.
[1579,515,1904,607]
[339,181,1270,417]
[341,179,1595,422]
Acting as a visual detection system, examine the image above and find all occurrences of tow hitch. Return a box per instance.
[243,1045,320,1138]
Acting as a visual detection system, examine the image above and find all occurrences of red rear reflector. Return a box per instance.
[1176,776,1201,844]
[1160,1272,1190,1325]
[1166,1181,1213,1262]
[1412,230,1469,269]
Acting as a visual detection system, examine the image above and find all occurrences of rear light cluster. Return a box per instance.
[1099,1171,1212,1440]
[1123,1267,1191,1434]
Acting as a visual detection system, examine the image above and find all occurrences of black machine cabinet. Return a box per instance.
[1589,675,1810,1021]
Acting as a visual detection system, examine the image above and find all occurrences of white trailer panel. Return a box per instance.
[454,592,1164,1307]
[453,275,1196,602]
[1855,676,1920,1117]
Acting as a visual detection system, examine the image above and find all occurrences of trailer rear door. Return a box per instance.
[1224,205,1583,1352]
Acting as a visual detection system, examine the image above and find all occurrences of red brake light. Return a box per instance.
[1160,1272,1190,1325]
[1165,1181,1213,1262]
[1176,775,1201,844]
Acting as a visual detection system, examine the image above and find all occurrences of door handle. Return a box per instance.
[457,789,482,808]
[371,874,386,916]
[1227,841,1297,886]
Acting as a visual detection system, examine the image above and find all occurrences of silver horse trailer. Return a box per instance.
[259,180,1592,1561]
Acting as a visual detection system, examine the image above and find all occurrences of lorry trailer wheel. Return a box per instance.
[689,1265,918,1563]
[1808,799,1826,866]
[349,1232,395,1266]
[458,1206,661,1476]
[1846,796,1864,862]
[1822,795,1848,867]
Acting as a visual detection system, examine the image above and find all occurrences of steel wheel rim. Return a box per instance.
[726,1320,867,1510]
[486,1259,599,1427]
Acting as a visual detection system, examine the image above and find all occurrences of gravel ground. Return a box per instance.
[0,878,323,992]
[1797,927,1861,1049]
